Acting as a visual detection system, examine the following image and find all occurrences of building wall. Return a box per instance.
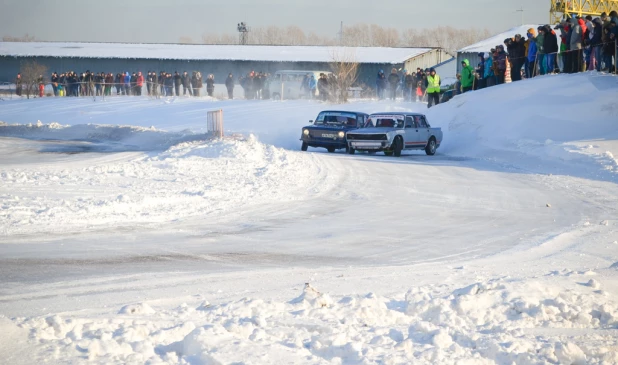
[456,52,481,74]
[403,49,450,73]
[0,53,441,91]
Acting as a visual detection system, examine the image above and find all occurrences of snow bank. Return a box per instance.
[0,134,333,235]
[16,279,618,364]
[428,73,618,179]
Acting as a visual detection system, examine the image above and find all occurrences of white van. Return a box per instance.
[270,70,332,100]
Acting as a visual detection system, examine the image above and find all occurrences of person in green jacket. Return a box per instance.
[460,59,475,93]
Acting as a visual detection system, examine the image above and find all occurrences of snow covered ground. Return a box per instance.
[0,72,617,364]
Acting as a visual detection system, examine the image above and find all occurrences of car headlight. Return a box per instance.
[303,129,309,136]
[338,131,345,139]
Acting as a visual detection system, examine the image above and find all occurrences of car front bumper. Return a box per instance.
[349,141,392,150]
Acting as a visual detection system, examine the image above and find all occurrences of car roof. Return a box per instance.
[318,110,369,116]
[369,112,425,117]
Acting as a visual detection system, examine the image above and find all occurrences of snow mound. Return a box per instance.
[118,303,156,315]
[17,279,618,364]
[428,73,618,179]
[0,136,332,235]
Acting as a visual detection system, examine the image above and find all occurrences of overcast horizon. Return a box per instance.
[1,0,548,44]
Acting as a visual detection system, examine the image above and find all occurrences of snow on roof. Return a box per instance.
[0,42,435,64]
[458,25,545,53]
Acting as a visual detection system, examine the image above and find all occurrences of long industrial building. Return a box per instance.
[0,42,451,86]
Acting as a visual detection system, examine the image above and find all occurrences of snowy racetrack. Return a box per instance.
[1,73,618,364]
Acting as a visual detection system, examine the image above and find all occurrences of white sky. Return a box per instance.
[0,0,549,43]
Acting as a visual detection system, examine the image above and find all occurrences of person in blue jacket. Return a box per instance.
[123,72,131,95]
[527,28,538,78]
[309,75,317,99]
[484,51,495,87]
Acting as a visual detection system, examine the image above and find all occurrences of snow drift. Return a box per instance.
[15,279,618,364]
[427,72,618,179]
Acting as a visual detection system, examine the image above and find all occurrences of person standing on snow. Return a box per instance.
[494,45,508,84]
[123,72,131,95]
[173,72,182,96]
[543,24,559,74]
[206,74,215,97]
[569,16,584,73]
[484,51,495,87]
[475,53,485,89]
[225,73,234,99]
[309,75,317,99]
[526,28,538,77]
[182,71,191,96]
[15,73,23,96]
[387,68,400,100]
[426,68,441,108]
[136,72,144,96]
[460,59,475,93]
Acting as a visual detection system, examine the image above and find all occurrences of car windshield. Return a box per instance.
[315,112,357,127]
[371,116,404,128]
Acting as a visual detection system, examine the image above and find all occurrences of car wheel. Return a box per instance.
[327,147,336,153]
[348,147,355,155]
[393,137,402,157]
[301,142,308,151]
[425,137,437,156]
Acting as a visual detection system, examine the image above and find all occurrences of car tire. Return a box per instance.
[327,147,336,153]
[301,142,308,151]
[425,137,437,156]
[348,147,355,155]
[393,137,402,157]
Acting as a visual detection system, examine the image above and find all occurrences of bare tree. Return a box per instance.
[3,33,36,42]
[19,60,48,99]
[198,23,491,52]
[329,48,359,103]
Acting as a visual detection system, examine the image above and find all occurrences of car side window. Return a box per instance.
[405,117,415,128]
[419,117,428,128]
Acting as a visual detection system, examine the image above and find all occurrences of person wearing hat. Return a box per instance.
[484,51,495,87]
[475,53,486,89]
[426,68,440,108]
[526,28,538,78]
[460,59,475,93]
[494,45,508,84]
[536,26,546,75]
[543,25,559,74]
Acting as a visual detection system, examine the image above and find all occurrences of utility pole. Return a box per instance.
[516,6,524,25]
[338,21,343,46]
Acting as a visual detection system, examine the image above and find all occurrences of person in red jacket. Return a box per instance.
[136,72,144,96]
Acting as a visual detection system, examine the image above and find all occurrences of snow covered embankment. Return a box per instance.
[17,278,618,364]
[0,126,332,235]
[428,73,618,179]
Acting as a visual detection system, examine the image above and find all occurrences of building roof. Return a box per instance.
[0,42,436,64]
[458,25,545,53]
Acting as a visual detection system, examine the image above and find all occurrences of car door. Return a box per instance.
[417,116,430,145]
[404,116,420,149]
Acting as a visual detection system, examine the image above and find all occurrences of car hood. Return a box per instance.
[347,127,398,134]
[304,125,355,131]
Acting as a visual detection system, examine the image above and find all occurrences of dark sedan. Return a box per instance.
[300,111,371,153]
